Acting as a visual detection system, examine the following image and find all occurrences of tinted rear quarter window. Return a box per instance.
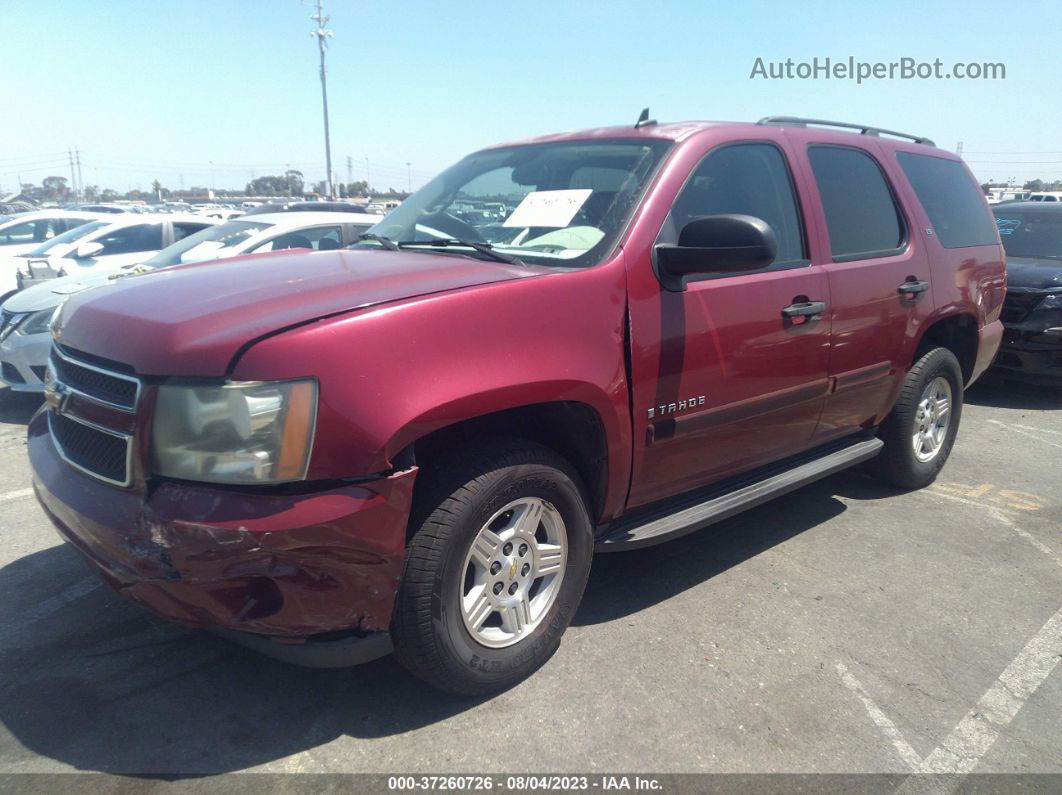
[897,153,998,248]
[808,146,905,261]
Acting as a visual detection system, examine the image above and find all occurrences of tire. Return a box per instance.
[869,347,964,489]
[391,437,594,695]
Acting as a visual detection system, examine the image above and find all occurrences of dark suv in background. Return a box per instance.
[992,202,1062,383]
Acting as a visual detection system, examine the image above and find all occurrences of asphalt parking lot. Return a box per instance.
[0,380,1059,779]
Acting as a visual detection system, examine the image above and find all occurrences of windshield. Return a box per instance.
[144,220,271,267]
[995,211,1062,259]
[357,139,673,267]
[22,220,110,257]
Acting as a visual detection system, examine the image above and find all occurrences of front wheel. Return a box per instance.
[391,438,594,695]
[869,347,964,489]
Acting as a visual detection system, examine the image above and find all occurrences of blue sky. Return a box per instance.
[3,0,1060,193]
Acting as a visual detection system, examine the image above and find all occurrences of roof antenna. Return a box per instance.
[635,107,656,129]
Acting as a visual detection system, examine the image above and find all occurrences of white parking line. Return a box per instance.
[0,487,34,503]
[21,576,100,624]
[839,603,1062,776]
[922,488,1019,515]
[990,509,1062,568]
[921,605,1062,774]
[999,421,1062,437]
[836,661,923,770]
[987,420,1062,451]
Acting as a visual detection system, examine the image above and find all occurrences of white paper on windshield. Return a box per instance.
[503,189,592,228]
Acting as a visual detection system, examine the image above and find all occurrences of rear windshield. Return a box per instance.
[145,220,271,267]
[993,211,1062,259]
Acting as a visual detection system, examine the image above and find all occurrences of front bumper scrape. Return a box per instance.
[29,409,418,652]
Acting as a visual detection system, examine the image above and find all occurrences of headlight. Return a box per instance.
[15,307,59,336]
[151,379,317,484]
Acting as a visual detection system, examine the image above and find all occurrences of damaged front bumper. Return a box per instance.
[28,409,417,667]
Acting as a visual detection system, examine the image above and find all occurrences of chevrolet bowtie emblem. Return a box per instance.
[43,379,69,412]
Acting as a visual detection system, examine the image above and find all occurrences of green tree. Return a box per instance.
[41,176,71,202]
[246,175,297,196]
[1024,179,1044,192]
[284,169,304,195]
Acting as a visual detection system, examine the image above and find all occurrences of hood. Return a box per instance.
[3,265,131,313]
[55,248,539,375]
[1006,256,1062,291]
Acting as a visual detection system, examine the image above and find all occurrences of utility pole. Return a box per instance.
[346,155,353,187]
[956,141,964,157]
[68,148,78,202]
[406,162,412,193]
[75,148,84,201]
[364,157,370,195]
[311,0,335,199]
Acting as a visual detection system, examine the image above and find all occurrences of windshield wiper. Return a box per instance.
[355,232,399,250]
[396,238,522,265]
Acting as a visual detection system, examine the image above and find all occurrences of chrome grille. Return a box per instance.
[1001,290,1045,324]
[46,346,140,486]
[49,412,131,486]
[51,347,140,410]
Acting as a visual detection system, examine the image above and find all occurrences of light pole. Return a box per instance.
[311,0,335,199]
[406,162,412,193]
[364,157,370,196]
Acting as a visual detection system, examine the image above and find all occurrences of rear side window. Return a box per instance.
[808,146,905,261]
[0,219,57,245]
[897,153,998,248]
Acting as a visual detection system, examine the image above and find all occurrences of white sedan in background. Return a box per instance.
[0,210,103,261]
[0,211,379,393]
[4,213,219,295]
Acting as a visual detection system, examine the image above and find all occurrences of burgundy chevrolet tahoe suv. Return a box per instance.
[30,116,1005,694]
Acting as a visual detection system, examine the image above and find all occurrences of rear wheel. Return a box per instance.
[391,438,593,695]
[869,347,964,489]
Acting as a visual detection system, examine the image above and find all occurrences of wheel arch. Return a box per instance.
[395,398,615,524]
[912,312,979,385]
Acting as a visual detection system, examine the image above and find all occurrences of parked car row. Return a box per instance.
[0,210,380,392]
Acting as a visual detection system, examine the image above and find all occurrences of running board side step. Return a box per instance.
[596,437,883,551]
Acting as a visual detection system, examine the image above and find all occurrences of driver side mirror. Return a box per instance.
[655,214,777,291]
[75,241,105,259]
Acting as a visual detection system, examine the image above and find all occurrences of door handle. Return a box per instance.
[898,279,930,300]
[781,301,826,324]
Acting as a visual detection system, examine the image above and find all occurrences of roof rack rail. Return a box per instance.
[756,116,935,147]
